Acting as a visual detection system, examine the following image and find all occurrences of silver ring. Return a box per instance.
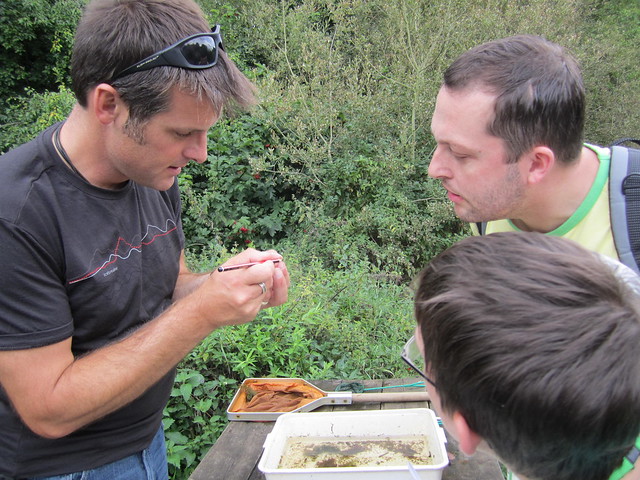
[258,282,267,295]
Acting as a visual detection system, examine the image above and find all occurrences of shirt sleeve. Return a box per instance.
[0,219,73,350]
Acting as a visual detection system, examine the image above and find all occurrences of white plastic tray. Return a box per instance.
[258,408,448,480]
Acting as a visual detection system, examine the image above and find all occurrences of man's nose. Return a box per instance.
[427,146,449,179]
[185,132,208,164]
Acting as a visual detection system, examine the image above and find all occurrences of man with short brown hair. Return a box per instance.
[429,35,618,261]
[0,1,289,477]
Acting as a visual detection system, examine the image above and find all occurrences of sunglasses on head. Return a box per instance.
[112,25,224,81]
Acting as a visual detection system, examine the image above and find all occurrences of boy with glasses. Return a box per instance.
[407,232,640,480]
[0,1,290,478]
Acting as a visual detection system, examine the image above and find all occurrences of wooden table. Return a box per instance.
[189,378,504,480]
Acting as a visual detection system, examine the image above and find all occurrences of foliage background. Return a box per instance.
[1,0,638,477]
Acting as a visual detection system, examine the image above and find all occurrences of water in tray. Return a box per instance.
[278,435,436,469]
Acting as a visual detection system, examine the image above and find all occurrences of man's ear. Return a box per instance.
[523,146,554,185]
[452,411,483,456]
[90,83,126,125]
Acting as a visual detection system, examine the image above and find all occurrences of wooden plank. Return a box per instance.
[327,379,385,412]
[379,377,430,410]
[188,421,273,480]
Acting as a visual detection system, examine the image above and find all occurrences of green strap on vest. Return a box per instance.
[507,436,639,480]
[609,435,640,480]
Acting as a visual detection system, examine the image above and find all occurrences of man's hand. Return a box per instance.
[176,248,289,328]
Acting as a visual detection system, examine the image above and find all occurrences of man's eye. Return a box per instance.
[176,131,192,138]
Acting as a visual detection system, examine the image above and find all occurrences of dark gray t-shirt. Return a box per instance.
[0,124,184,477]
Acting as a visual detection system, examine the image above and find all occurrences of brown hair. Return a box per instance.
[415,232,640,480]
[71,0,256,133]
[443,35,584,165]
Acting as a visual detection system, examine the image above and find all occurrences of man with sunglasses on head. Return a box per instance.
[406,232,640,480]
[0,1,290,478]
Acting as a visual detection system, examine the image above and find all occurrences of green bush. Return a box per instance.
[179,114,299,255]
[285,182,466,281]
[163,369,237,475]
[0,86,75,154]
[0,0,83,106]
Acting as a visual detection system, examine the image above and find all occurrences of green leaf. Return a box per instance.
[180,383,193,402]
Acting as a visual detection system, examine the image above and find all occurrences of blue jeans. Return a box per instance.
[31,426,168,480]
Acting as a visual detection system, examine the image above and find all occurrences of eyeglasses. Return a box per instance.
[401,335,437,387]
[112,25,224,81]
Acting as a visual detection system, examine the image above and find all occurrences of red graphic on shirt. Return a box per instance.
[68,220,177,284]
